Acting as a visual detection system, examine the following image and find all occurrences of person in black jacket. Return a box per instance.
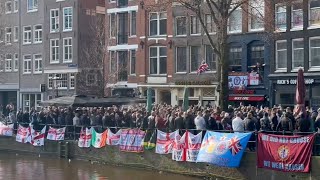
[174,112,184,130]
[244,112,256,151]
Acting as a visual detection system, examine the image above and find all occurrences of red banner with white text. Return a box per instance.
[257,133,316,173]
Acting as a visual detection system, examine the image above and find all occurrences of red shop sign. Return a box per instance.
[228,96,265,101]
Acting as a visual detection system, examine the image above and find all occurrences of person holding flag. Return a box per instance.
[197,60,209,75]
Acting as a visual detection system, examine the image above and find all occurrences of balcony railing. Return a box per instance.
[117,34,128,45]
[118,0,128,7]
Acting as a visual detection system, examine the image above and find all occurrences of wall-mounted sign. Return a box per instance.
[175,81,212,85]
[229,96,265,101]
[276,79,314,85]
[233,89,255,94]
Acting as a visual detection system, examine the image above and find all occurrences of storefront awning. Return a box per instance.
[228,96,265,102]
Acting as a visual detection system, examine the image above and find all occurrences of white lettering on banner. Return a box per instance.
[268,162,304,171]
[260,134,310,144]
[234,97,249,101]
[276,79,314,85]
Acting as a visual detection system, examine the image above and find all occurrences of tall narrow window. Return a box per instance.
[176,47,187,72]
[130,50,136,75]
[50,9,59,32]
[34,54,42,73]
[130,11,136,36]
[110,51,116,73]
[63,7,73,31]
[275,5,286,31]
[13,26,18,42]
[205,15,215,33]
[229,47,242,72]
[205,45,216,71]
[190,16,201,35]
[14,0,18,12]
[14,53,18,71]
[70,73,75,89]
[292,39,304,70]
[228,7,242,33]
[110,14,116,38]
[23,26,32,44]
[149,47,167,74]
[310,37,320,69]
[190,46,201,72]
[50,39,59,63]
[5,1,12,14]
[276,41,287,71]
[176,16,187,36]
[5,54,12,72]
[292,2,303,29]
[310,0,320,27]
[250,46,264,67]
[34,25,42,43]
[63,37,72,62]
[27,0,38,12]
[5,27,12,44]
[23,55,32,74]
[249,0,265,31]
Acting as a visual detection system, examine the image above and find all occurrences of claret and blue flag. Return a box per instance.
[196,131,252,167]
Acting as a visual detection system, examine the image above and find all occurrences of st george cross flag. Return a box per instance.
[47,127,66,141]
[196,131,252,167]
[30,126,46,147]
[0,124,14,136]
[119,129,146,153]
[156,130,179,154]
[172,131,202,162]
[91,129,107,148]
[16,125,31,143]
[78,127,92,148]
[106,129,122,145]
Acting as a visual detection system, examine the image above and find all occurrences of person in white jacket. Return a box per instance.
[232,112,244,132]
[194,111,206,130]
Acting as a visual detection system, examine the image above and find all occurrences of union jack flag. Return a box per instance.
[197,62,209,75]
[228,136,242,156]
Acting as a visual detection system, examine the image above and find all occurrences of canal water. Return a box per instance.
[0,153,201,180]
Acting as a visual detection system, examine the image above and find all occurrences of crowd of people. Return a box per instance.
[3,103,320,134]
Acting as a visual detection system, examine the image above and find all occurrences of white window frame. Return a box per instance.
[291,1,303,31]
[130,11,137,37]
[175,46,187,73]
[228,7,242,34]
[13,26,18,42]
[190,16,201,35]
[149,12,167,36]
[57,74,68,89]
[205,45,216,72]
[69,73,75,89]
[33,54,42,74]
[63,7,73,32]
[130,50,136,75]
[109,13,116,38]
[5,54,12,72]
[14,0,18,13]
[149,46,167,75]
[175,16,187,36]
[5,1,12,14]
[309,0,320,28]
[309,36,320,70]
[50,9,59,33]
[50,39,59,64]
[27,0,38,12]
[275,40,287,72]
[33,24,42,44]
[249,0,265,32]
[275,4,287,31]
[63,37,72,63]
[23,55,32,74]
[189,46,201,72]
[23,26,32,45]
[14,53,18,71]
[5,27,12,45]
[292,38,304,71]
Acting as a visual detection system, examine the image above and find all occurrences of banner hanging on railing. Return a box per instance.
[16,125,30,143]
[119,129,145,153]
[47,127,66,141]
[91,129,107,148]
[106,129,122,146]
[78,127,92,148]
[196,131,252,167]
[257,133,316,173]
[30,126,46,147]
[0,124,13,136]
[172,131,202,162]
[156,130,179,154]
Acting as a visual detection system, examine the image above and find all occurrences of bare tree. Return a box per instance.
[146,0,276,109]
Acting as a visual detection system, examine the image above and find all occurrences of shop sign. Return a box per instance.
[233,89,255,94]
[229,96,265,101]
[175,81,212,85]
[276,79,314,85]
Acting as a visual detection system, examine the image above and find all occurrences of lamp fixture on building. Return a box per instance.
[140,40,145,49]
[168,40,173,49]
[140,1,144,9]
